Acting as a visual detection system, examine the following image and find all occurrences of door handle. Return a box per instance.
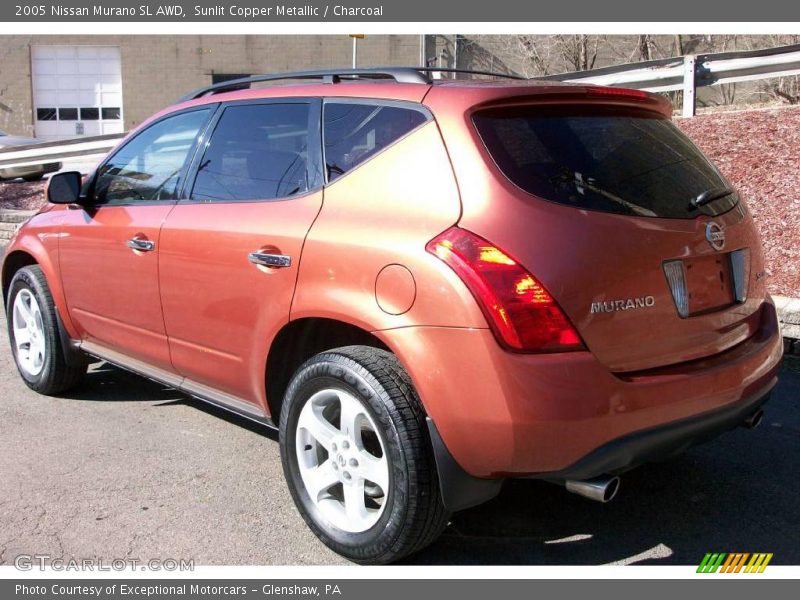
[126,238,156,252]
[248,251,291,269]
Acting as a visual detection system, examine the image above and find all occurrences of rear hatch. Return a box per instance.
[461,92,766,372]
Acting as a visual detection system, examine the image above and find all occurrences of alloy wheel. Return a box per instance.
[12,289,46,377]
[295,388,390,533]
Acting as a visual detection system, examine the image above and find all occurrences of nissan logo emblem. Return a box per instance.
[705,221,725,251]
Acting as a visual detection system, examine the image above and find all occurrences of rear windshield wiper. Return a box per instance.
[689,187,734,210]
[551,170,657,217]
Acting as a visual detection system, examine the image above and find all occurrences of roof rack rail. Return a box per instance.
[177,68,430,102]
[177,67,528,103]
[417,67,526,80]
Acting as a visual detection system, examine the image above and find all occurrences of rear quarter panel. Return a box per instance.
[291,120,485,331]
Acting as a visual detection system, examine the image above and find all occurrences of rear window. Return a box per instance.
[473,106,738,219]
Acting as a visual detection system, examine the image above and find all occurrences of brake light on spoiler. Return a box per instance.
[585,86,650,100]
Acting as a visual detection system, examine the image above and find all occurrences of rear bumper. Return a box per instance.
[544,379,774,481]
[379,299,783,478]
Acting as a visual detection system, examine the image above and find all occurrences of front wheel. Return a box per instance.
[279,345,449,564]
[6,266,87,394]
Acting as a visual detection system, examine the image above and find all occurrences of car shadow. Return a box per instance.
[405,425,799,565]
[59,363,183,403]
[60,362,278,440]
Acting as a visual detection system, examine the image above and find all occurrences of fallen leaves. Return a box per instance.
[0,180,46,211]
[677,106,800,297]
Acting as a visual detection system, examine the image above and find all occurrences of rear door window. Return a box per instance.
[473,106,738,219]
[323,102,428,182]
[190,102,314,202]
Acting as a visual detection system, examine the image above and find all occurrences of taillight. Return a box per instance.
[427,227,584,353]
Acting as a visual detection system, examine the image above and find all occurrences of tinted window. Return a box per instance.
[102,107,121,120]
[80,108,99,120]
[191,103,311,202]
[93,109,211,206]
[58,108,78,121]
[323,103,427,181]
[473,106,738,219]
[36,108,57,121]
[211,73,251,92]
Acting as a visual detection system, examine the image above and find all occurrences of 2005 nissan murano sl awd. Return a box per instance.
[2,68,783,564]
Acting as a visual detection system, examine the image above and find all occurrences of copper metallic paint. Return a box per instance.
[2,79,782,480]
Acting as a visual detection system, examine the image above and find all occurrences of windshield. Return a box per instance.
[473,106,738,219]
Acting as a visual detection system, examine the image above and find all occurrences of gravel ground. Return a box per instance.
[0,305,798,566]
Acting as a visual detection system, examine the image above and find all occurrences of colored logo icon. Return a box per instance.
[697,552,773,573]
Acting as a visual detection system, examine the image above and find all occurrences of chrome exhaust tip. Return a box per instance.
[742,408,764,430]
[565,476,621,503]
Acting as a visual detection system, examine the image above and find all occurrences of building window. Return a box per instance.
[102,107,121,120]
[212,73,251,92]
[80,107,100,120]
[36,108,57,121]
[58,108,79,121]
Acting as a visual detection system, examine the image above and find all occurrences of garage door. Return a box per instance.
[31,45,124,140]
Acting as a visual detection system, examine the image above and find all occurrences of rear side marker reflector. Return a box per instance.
[729,248,751,303]
[663,260,689,318]
[427,227,584,353]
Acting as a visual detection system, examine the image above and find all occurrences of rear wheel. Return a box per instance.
[6,266,87,394]
[279,345,449,564]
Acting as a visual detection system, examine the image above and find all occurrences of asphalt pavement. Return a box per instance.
[0,309,797,566]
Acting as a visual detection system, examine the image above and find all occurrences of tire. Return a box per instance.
[22,174,44,182]
[279,345,450,564]
[6,265,87,394]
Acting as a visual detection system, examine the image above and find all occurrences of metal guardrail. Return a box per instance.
[0,132,124,172]
[544,43,800,117]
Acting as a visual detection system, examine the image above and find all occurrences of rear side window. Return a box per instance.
[473,106,738,219]
[191,103,311,202]
[323,102,428,182]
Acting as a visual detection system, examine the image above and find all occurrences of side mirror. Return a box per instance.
[47,171,83,204]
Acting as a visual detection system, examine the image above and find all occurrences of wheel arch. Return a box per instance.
[265,317,391,423]
[267,316,502,514]
[2,250,39,307]
[2,242,78,339]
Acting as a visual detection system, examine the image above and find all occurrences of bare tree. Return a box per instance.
[635,34,657,61]
[462,35,556,78]
[555,35,602,72]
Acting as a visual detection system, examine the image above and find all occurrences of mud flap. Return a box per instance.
[426,417,503,512]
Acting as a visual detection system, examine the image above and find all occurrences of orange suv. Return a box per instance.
[2,68,783,564]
